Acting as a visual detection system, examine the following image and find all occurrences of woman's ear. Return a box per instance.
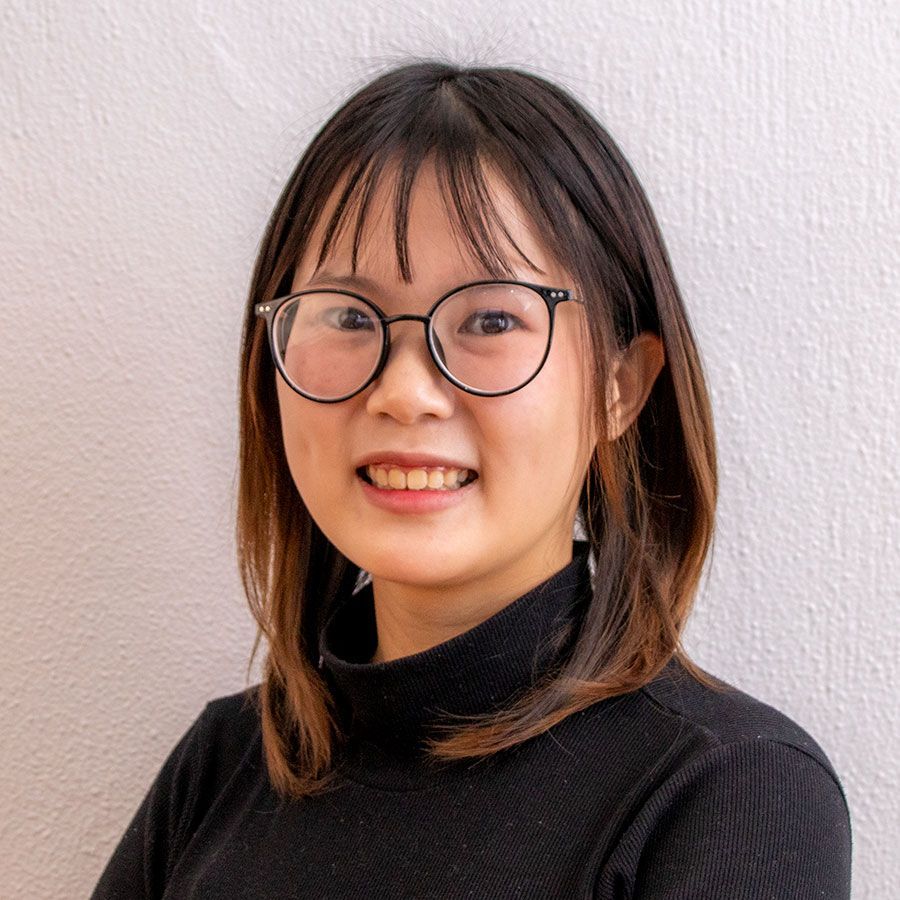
[605,332,666,441]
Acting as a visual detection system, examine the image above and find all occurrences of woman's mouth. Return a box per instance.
[357,464,479,492]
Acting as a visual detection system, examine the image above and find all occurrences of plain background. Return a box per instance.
[1,1,896,897]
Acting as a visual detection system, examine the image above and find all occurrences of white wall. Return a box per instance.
[1,1,896,896]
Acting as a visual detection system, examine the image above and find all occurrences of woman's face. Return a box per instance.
[276,162,598,599]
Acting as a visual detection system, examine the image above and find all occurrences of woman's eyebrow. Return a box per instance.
[307,268,383,293]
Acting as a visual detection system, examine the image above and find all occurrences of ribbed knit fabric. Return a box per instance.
[91,545,852,898]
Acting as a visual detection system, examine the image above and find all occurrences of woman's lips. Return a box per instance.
[353,452,479,512]
[356,467,476,514]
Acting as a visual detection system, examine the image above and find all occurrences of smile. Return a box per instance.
[358,464,479,491]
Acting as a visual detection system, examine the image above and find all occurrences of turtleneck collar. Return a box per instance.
[317,542,592,758]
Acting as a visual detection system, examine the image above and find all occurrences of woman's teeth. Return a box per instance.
[364,465,475,491]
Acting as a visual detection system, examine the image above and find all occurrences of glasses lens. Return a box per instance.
[431,283,551,393]
[272,293,382,400]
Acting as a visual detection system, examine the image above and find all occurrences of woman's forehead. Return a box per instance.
[292,157,562,289]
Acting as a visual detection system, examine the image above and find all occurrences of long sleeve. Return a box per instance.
[600,739,852,899]
[90,706,210,900]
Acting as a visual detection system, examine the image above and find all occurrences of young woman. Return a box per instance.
[92,61,852,898]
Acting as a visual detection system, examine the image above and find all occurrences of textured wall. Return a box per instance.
[1,1,896,897]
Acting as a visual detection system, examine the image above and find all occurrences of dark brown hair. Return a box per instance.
[236,60,723,800]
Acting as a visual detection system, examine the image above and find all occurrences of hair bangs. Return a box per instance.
[309,110,555,286]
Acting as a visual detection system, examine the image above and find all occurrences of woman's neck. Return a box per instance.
[368,544,574,663]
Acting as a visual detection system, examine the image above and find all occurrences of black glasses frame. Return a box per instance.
[254,279,583,402]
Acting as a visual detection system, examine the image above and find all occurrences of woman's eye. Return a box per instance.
[458,309,521,335]
[323,307,375,331]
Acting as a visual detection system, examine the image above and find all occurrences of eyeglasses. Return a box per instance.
[255,279,583,403]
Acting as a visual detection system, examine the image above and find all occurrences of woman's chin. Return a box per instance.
[352,547,479,591]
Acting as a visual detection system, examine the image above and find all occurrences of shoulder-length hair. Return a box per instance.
[237,60,723,800]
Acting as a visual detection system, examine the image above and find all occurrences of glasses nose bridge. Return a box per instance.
[382,312,431,329]
[378,311,436,370]
[380,312,433,353]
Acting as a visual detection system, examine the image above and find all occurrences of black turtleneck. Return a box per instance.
[91,545,852,898]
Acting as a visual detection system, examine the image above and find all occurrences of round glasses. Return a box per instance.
[255,279,582,402]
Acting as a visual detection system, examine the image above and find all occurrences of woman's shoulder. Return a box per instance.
[90,685,266,898]
[200,684,264,761]
[160,684,265,807]
[636,656,842,783]
[203,683,262,729]
[173,686,266,815]
[588,659,853,895]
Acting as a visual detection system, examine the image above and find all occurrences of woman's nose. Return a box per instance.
[363,323,455,423]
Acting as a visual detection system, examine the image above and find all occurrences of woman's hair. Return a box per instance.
[237,60,723,799]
